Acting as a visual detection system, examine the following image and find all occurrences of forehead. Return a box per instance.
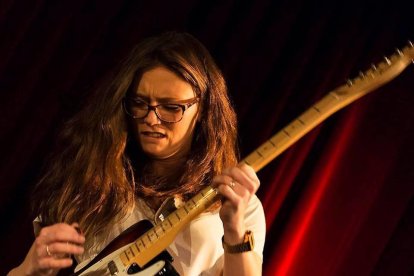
[133,66,195,101]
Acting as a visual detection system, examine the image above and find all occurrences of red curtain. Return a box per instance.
[1,1,413,275]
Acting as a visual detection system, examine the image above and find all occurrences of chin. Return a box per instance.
[141,148,169,159]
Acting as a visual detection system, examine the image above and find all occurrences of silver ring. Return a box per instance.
[46,245,52,256]
[229,180,236,188]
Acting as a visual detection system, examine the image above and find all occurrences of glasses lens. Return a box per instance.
[157,104,183,122]
[127,99,148,118]
[126,99,184,123]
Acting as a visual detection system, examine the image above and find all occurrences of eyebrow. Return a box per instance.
[132,93,195,103]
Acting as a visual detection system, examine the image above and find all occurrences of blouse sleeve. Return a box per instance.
[244,194,266,261]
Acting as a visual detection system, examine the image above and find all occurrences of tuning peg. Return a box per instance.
[359,71,366,78]
[384,56,391,65]
[346,79,353,86]
[396,48,403,56]
[408,40,413,47]
[371,64,378,71]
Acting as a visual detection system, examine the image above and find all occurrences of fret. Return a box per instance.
[154,225,164,237]
[269,132,290,148]
[135,239,145,251]
[177,207,188,219]
[129,247,136,257]
[189,188,215,211]
[141,235,150,247]
[120,251,129,266]
[257,141,276,157]
[183,206,190,213]
[299,108,321,123]
[282,129,291,137]
[202,188,217,203]
[162,219,172,229]
[132,242,140,253]
[169,214,179,225]
[312,106,321,113]
[199,191,210,203]
[329,91,341,101]
[190,198,198,208]
[186,200,196,210]
[243,151,264,167]
[123,251,130,261]
[174,211,182,221]
[126,248,134,258]
[192,193,203,202]
[147,231,157,242]
[284,119,308,137]
[313,94,338,112]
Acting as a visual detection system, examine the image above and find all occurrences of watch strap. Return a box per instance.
[222,230,254,254]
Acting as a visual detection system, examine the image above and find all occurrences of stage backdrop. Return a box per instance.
[1,0,413,275]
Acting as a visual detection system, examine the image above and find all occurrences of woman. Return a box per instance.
[8,32,266,276]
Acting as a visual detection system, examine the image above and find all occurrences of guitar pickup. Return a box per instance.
[108,260,119,275]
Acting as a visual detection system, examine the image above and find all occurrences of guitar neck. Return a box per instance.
[243,86,368,172]
[118,42,414,268]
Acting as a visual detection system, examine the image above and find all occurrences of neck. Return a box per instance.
[150,154,187,177]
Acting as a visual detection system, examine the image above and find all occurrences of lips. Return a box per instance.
[141,131,166,138]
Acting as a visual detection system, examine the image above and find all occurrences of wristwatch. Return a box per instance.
[222,230,255,253]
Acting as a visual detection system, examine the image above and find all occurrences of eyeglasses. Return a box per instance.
[123,97,199,123]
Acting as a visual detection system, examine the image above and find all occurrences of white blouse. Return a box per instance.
[33,195,266,276]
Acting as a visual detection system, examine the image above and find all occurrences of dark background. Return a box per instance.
[1,0,413,275]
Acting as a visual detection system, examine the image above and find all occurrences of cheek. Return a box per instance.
[169,122,193,144]
[168,126,185,143]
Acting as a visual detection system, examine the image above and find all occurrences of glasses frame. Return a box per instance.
[123,97,199,123]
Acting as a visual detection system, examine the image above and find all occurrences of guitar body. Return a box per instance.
[59,220,179,276]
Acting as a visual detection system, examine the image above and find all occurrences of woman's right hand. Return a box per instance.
[8,223,85,276]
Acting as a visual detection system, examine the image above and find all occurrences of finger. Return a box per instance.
[71,223,84,235]
[38,256,73,270]
[39,223,85,245]
[238,163,260,185]
[223,167,258,196]
[47,242,84,256]
[217,184,243,207]
[212,175,248,200]
[212,174,234,188]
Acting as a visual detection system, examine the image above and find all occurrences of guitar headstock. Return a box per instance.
[334,41,414,98]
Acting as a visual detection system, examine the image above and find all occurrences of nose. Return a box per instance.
[143,109,161,126]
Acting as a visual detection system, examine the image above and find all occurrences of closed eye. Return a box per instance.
[131,99,148,109]
[160,104,182,112]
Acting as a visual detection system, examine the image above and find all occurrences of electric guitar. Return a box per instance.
[65,42,414,276]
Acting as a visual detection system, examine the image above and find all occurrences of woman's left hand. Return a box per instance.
[212,163,260,243]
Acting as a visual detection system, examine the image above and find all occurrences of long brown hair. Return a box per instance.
[33,32,238,239]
